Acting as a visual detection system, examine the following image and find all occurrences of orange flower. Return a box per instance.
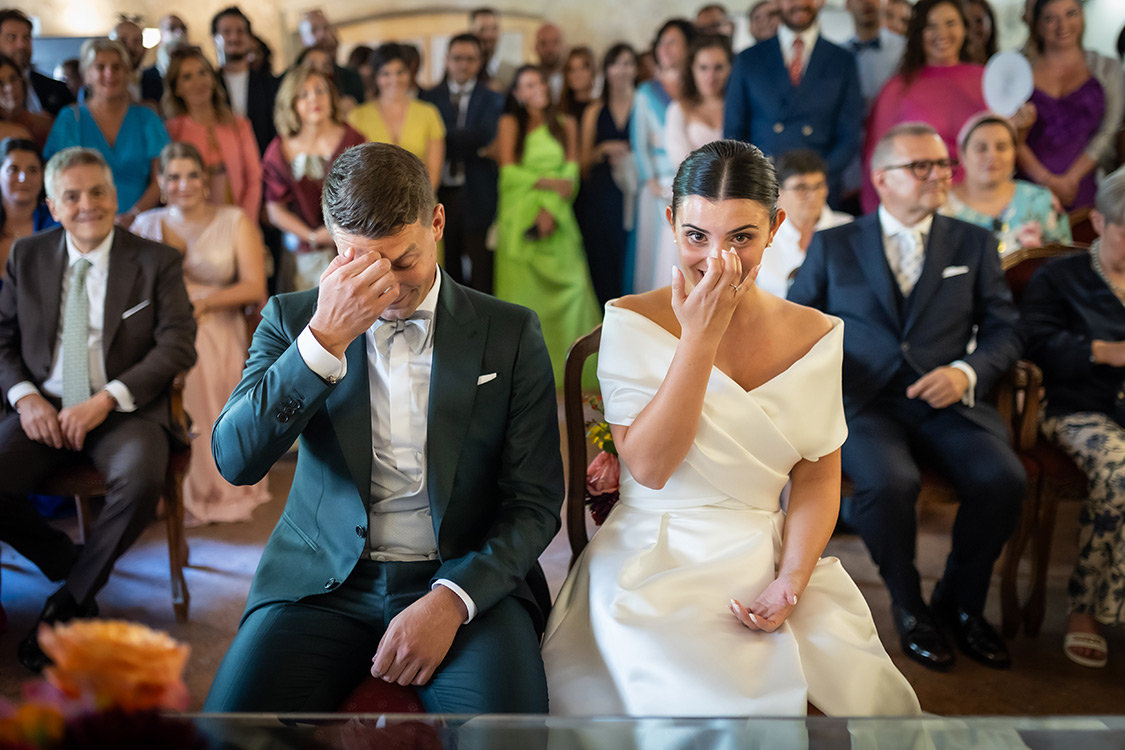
[38,620,191,712]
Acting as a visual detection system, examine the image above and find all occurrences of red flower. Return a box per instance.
[586,451,620,496]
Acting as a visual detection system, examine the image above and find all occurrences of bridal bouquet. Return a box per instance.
[584,395,620,525]
[0,620,203,749]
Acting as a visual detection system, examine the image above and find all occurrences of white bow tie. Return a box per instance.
[373,313,432,358]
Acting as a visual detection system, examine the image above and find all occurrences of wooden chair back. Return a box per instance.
[562,325,602,568]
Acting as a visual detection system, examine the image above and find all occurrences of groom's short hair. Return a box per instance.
[321,143,436,238]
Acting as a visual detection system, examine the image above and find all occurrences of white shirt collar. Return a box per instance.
[416,268,441,319]
[878,205,933,238]
[65,228,114,272]
[449,79,476,96]
[778,22,819,56]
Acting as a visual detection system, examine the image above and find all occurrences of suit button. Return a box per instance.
[277,413,290,423]
[324,578,337,589]
[356,525,367,538]
[801,125,813,136]
[901,342,910,352]
[773,122,784,133]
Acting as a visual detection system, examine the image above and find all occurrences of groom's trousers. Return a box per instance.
[203,557,548,713]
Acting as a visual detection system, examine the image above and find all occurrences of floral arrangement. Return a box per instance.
[584,395,621,525]
[0,620,204,749]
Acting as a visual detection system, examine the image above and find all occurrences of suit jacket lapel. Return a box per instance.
[433,82,455,123]
[851,214,902,329]
[903,215,956,336]
[102,232,137,355]
[327,335,373,508]
[766,37,792,92]
[427,271,485,525]
[799,35,825,90]
[39,233,67,360]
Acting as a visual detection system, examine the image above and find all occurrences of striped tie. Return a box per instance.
[61,258,92,408]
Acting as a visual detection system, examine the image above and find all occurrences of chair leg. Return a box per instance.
[1023,483,1060,637]
[163,472,190,624]
[74,495,93,545]
[1000,478,1038,638]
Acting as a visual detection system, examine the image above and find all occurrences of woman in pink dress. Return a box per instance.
[162,47,262,222]
[132,143,270,526]
[862,0,984,211]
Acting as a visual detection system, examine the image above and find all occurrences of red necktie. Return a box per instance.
[789,37,804,87]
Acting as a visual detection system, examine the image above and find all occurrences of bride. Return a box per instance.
[542,140,920,716]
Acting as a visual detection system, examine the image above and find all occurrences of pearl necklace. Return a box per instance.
[1091,241,1125,304]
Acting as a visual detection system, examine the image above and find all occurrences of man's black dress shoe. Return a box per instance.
[17,590,99,673]
[893,605,955,671]
[931,600,1011,670]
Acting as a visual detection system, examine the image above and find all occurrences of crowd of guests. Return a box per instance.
[0,0,1123,704]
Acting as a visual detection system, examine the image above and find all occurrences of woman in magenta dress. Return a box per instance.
[862,0,983,212]
[1017,0,1120,212]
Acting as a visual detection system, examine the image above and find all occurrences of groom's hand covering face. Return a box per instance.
[307,242,399,360]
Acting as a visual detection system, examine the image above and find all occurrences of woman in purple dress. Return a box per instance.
[1018,0,1122,212]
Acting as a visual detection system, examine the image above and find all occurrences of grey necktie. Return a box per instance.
[372,311,433,359]
[895,229,924,297]
[62,258,92,408]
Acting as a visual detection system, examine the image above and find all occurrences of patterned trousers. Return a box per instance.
[1042,412,1125,626]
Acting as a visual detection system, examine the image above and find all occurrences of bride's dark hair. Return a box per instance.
[671,140,779,224]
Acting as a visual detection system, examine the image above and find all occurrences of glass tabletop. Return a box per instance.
[183,714,1125,749]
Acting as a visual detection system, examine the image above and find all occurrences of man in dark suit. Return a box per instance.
[211,6,279,155]
[420,33,503,294]
[0,9,73,117]
[723,0,863,205]
[203,143,562,713]
[297,10,365,105]
[788,122,1025,672]
[0,147,197,671]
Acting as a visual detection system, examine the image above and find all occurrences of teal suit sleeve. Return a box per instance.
[212,293,335,485]
[432,311,564,618]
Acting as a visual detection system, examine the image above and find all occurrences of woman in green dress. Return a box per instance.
[495,65,601,384]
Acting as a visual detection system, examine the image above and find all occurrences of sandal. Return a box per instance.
[1063,631,1108,668]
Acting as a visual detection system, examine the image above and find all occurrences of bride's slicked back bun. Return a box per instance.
[671,139,779,224]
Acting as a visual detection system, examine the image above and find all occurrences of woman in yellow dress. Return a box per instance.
[348,43,444,191]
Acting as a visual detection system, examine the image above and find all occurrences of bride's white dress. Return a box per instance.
[542,304,921,717]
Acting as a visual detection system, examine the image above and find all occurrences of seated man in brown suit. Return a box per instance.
[0,147,196,671]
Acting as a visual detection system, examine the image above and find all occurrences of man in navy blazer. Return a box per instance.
[723,0,862,205]
[788,123,1025,672]
[203,144,562,713]
[420,33,504,294]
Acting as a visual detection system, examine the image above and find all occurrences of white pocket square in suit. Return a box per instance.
[477,373,497,386]
[121,300,151,319]
[941,265,970,279]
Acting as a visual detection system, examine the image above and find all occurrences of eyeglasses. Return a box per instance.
[780,180,828,196]
[883,159,958,180]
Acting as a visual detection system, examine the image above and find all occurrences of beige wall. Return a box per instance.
[28,0,1125,73]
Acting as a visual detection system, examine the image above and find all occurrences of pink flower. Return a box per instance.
[586,451,620,496]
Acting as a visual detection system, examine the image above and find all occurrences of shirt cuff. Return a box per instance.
[104,380,136,412]
[433,579,477,623]
[297,325,346,383]
[8,381,40,409]
[950,360,977,408]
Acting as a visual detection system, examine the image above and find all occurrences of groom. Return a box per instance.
[204,143,563,712]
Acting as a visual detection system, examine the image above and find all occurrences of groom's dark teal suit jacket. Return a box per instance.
[212,270,564,632]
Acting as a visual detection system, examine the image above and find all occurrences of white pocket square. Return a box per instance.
[477,373,497,386]
[121,300,151,319]
[941,265,970,279]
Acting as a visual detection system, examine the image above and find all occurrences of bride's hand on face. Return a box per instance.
[729,576,800,633]
[671,248,757,343]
